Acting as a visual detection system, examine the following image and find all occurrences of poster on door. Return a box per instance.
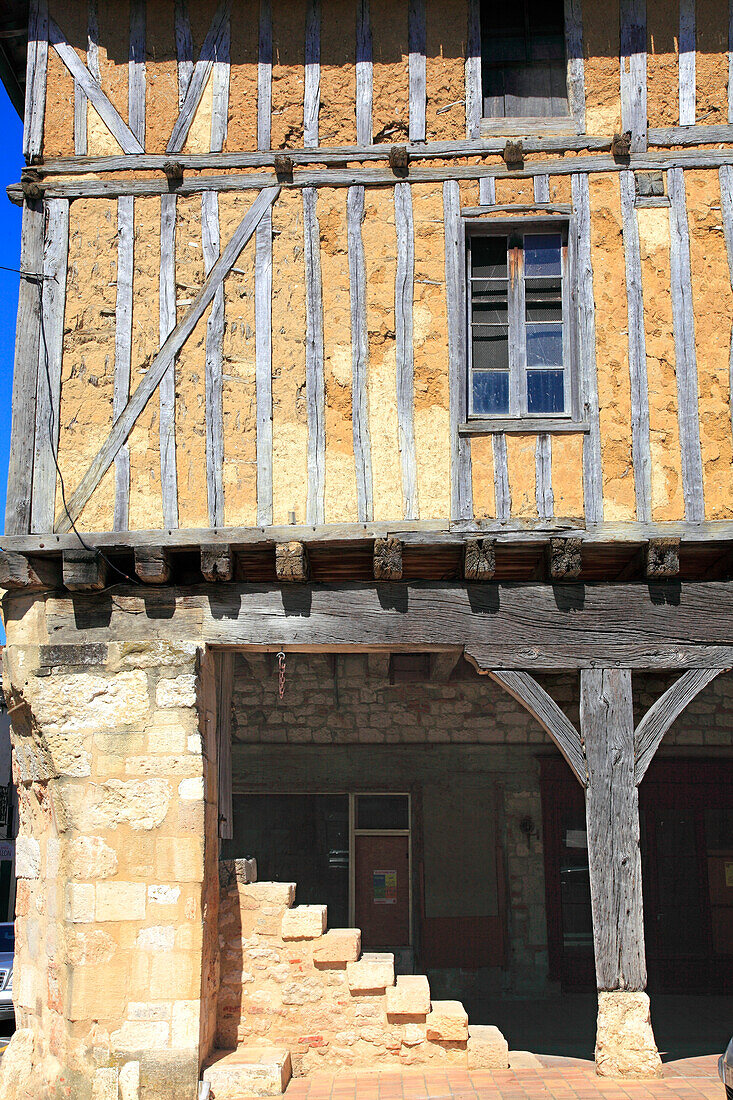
[373,869,397,904]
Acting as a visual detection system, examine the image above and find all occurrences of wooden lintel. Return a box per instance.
[373,537,402,581]
[134,546,171,584]
[645,537,680,578]
[201,544,234,582]
[548,537,582,580]
[464,538,495,581]
[0,552,60,591]
[275,541,310,583]
[62,549,108,591]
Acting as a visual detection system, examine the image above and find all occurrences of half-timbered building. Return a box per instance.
[0,0,731,1095]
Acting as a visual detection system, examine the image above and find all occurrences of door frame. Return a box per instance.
[349,791,413,946]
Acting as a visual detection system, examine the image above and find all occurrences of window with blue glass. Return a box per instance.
[468,226,569,419]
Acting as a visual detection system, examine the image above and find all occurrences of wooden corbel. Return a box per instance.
[373,537,403,581]
[612,131,632,159]
[274,154,294,181]
[464,539,496,581]
[389,145,410,176]
[645,537,680,579]
[548,537,583,581]
[20,168,43,201]
[502,140,524,167]
[275,541,310,583]
[162,160,184,189]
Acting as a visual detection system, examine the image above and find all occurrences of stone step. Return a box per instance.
[313,928,362,966]
[203,1047,292,1098]
[426,1000,469,1042]
[467,1024,509,1068]
[386,974,431,1019]
[346,951,395,993]
[281,904,327,940]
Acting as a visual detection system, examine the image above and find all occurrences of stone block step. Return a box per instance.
[426,1000,469,1042]
[203,1047,292,1098]
[386,974,431,1018]
[467,1024,509,1068]
[313,928,361,965]
[346,952,395,993]
[281,904,328,940]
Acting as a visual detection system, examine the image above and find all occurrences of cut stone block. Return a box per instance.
[426,1000,469,1042]
[468,1024,509,1068]
[281,904,327,940]
[203,1048,292,1098]
[386,975,431,1018]
[313,928,361,965]
[595,991,663,1079]
[239,883,295,910]
[346,952,395,993]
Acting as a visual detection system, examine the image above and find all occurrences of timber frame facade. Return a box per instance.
[0,0,732,1096]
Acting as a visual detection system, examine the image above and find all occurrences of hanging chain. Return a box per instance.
[276,651,286,699]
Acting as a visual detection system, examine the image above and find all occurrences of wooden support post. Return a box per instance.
[432,651,463,681]
[275,541,310,583]
[464,538,495,581]
[0,553,60,591]
[367,652,390,679]
[201,544,234,582]
[373,537,402,581]
[645,537,680,578]
[549,537,582,580]
[62,549,108,591]
[580,668,662,1078]
[134,547,171,584]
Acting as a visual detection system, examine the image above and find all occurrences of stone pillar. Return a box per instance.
[0,637,210,1100]
[580,669,662,1079]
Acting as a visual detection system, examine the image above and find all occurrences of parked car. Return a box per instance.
[720,1038,733,1100]
[0,924,14,1023]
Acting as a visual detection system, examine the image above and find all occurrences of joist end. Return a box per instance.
[62,549,108,592]
[134,547,171,585]
[275,541,310,583]
[464,538,496,581]
[373,537,403,582]
[549,537,583,581]
[645,537,680,579]
[201,544,234,583]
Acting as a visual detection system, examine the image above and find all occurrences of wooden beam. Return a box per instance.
[581,668,646,990]
[303,187,326,525]
[679,0,696,127]
[373,537,403,581]
[367,652,390,679]
[549,537,582,579]
[304,0,320,148]
[719,163,733,445]
[489,670,586,785]
[175,0,193,106]
[572,172,602,524]
[431,650,463,681]
[159,193,179,530]
[113,196,134,531]
[408,0,426,143]
[202,191,225,527]
[564,0,586,134]
[257,0,272,151]
[275,541,310,583]
[492,435,511,522]
[444,181,472,521]
[463,538,495,581]
[355,0,372,145]
[134,547,171,584]
[210,3,230,152]
[23,0,48,161]
[465,0,481,140]
[348,185,373,521]
[128,0,146,148]
[0,552,59,591]
[54,186,281,534]
[645,537,680,578]
[634,667,726,784]
[62,549,108,591]
[620,0,647,152]
[167,0,232,154]
[255,208,274,526]
[201,543,234,582]
[394,182,418,520]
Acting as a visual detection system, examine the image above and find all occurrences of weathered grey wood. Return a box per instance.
[619,170,651,522]
[48,17,144,154]
[62,549,108,591]
[54,186,281,534]
[549,537,582,579]
[581,668,646,990]
[634,668,727,783]
[464,203,572,216]
[444,181,472,521]
[167,0,232,154]
[347,185,373,522]
[533,175,551,204]
[258,0,272,151]
[304,0,320,148]
[303,187,326,525]
[465,0,481,140]
[645,536,680,578]
[491,434,511,523]
[668,168,704,524]
[75,0,96,156]
[202,191,225,527]
[730,0,733,123]
[6,201,44,536]
[355,0,372,145]
[211,6,230,152]
[32,199,69,535]
[134,547,171,584]
[408,0,426,143]
[719,164,733,444]
[650,122,733,146]
[23,0,48,161]
[217,649,234,840]
[461,417,588,434]
[373,537,403,581]
[275,541,310,582]
[159,193,179,530]
[0,552,60,591]
[431,650,464,680]
[620,0,647,152]
[679,0,696,127]
[175,0,194,107]
[564,0,586,134]
[113,197,134,532]
[535,434,554,520]
[463,538,495,580]
[201,543,234,582]
[128,0,146,148]
[490,670,586,785]
[255,210,273,527]
[394,182,419,520]
[572,173,602,524]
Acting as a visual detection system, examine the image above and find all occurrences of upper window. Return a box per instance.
[480,0,569,120]
[467,227,571,419]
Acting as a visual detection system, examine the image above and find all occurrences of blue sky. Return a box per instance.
[0,87,24,535]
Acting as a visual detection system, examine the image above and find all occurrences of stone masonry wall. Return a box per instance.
[0,640,211,1100]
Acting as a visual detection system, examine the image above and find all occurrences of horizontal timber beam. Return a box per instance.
[34,582,733,669]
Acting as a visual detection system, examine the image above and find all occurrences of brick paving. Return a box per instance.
[278,1055,722,1100]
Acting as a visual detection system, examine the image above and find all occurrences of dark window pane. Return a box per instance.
[471,236,507,278]
[527,368,565,413]
[356,795,409,831]
[527,322,563,366]
[473,371,509,414]
[524,233,562,276]
[472,327,509,370]
[472,291,508,324]
[525,279,562,321]
[480,0,568,117]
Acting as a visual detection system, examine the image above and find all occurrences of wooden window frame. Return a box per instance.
[461,215,584,434]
